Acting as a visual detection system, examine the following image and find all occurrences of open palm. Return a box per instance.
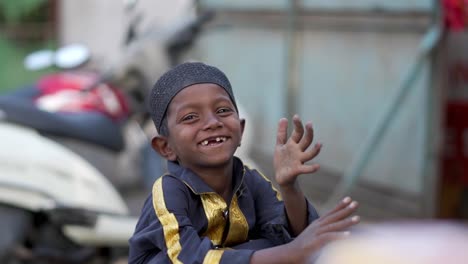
[274,115,322,187]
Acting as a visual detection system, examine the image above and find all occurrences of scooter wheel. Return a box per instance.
[0,205,33,264]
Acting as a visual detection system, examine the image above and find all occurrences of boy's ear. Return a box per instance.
[151,136,177,161]
[239,118,246,146]
[240,118,246,136]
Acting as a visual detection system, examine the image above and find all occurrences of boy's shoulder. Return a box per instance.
[242,163,273,184]
[153,173,191,194]
[240,162,282,200]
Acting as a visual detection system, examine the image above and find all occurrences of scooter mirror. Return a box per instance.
[54,43,91,69]
[23,49,55,71]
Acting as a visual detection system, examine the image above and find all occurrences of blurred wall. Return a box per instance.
[191,0,439,214]
[56,0,442,217]
[58,0,192,62]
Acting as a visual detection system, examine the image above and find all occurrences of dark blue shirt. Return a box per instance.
[128,157,319,263]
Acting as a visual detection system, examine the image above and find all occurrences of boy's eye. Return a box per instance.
[181,114,197,122]
[217,107,233,114]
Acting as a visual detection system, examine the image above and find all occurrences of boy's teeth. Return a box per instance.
[201,137,226,146]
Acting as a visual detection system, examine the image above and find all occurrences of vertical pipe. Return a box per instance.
[284,0,301,120]
[420,0,443,217]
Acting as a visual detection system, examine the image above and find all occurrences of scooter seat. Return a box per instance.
[0,96,124,152]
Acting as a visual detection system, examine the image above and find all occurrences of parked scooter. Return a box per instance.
[0,0,215,263]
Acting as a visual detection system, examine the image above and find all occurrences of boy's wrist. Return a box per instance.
[278,180,300,193]
[251,241,303,264]
[283,241,305,264]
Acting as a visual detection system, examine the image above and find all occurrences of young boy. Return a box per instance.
[128,62,359,263]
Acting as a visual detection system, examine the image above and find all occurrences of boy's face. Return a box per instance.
[156,83,244,170]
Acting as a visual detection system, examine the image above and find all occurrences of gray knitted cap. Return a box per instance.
[148,62,238,132]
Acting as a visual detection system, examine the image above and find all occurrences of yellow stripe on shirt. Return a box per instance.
[224,194,249,246]
[152,177,183,264]
[203,249,224,264]
[200,193,227,246]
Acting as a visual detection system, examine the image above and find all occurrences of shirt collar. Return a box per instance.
[167,157,245,195]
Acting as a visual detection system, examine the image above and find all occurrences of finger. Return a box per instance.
[307,231,351,255]
[276,118,288,145]
[298,164,320,175]
[322,201,359,224]
[316,215,360,235]
[320,201,359,225]
[316,231,351,247]
[301,143,322,163]
[290,115,304,143]
[320,197,353,219]
[298,122,314,151]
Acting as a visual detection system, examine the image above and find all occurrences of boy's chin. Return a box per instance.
[197,156,234,168]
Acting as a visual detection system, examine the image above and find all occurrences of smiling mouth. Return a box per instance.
[200,136,227,146]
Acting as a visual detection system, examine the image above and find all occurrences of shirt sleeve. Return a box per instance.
[250,169,319,246]
[232,238,276,250]
[128,175,254,264]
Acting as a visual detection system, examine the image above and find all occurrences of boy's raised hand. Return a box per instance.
[274,115,322,186]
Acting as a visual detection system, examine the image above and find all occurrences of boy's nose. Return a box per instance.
[203,114,223,130]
